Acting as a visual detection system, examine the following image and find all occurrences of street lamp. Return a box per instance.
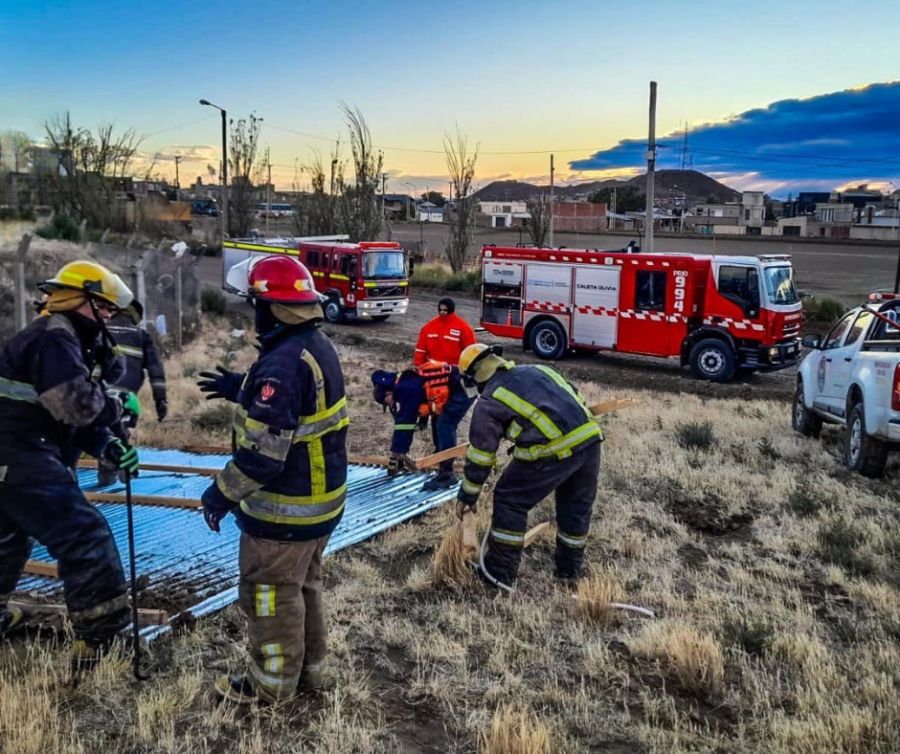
[199,99,228,239]
[403,182,418,222]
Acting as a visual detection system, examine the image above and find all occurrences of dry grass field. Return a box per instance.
[3,315,900,753]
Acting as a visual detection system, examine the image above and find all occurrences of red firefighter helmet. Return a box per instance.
[247,255,319,304]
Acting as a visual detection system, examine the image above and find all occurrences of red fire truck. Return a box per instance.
[478,245,803,382]
[223,238,409,322]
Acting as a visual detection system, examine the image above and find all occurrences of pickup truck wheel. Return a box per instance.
[844,402,888,478]
[792,381,822,438]
[688,338,736,382]
[529,320,567,360]
[323,298,343,324]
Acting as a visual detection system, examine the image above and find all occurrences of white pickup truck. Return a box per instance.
[792,293,900,477]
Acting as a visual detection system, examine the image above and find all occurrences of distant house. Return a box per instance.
[682,191,765,235]
[417,201,444,223]
[381,193,414,220]
[479,200,529,228]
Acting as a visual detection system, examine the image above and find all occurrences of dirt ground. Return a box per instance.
[3,313,900,753]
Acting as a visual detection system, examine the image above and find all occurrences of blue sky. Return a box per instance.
[3,0,900,195]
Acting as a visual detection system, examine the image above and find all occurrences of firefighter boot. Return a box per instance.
[422,460,457,491]
[0,605,25,638]
[214,674,265,706]
[553,539,586,582]
[298,661,331,693]
[69,638,111,676]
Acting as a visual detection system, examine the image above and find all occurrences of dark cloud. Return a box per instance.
[569,82,900,193]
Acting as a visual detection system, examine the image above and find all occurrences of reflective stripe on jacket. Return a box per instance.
[218,323,349,542]
[413,313,476,366]
[459,365,601,505]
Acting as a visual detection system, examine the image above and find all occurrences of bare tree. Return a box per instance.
[228,113,263,237]
[295,144,344,236]
[526,193,551,247]
[444,128,479,273]
[43,112,142,230]
[337,103,382,242]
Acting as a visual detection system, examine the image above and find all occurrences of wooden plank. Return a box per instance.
[523,522,550,548]
[24,560,59,578]
[8,600,169,627]
[588,398,636,415]
[78,460,222,476]
[348,454,391,467]
[84,492,202,509]
[183,444,231,454]
[414,443,469,470]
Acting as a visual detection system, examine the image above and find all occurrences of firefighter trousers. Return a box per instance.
[484,441,601,584]
[238,532,330,702]
[0,481,129,643]
[430,392,474,473]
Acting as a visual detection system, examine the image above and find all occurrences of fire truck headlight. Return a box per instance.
[769,347,780,360]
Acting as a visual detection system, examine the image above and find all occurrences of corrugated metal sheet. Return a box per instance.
[14,447,457,639]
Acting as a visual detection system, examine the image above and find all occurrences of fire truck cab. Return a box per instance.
[223,238,409,323]
[479,245,802,382]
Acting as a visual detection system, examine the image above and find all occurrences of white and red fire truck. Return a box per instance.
[223,237,409,322]
[478,245,803,382]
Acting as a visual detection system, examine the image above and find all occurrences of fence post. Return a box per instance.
[14,233,32,332]
[174,257,183,350]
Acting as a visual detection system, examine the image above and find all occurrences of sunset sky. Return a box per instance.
[3,0,900,197]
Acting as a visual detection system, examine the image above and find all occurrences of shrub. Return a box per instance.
[479,705,551,754]
[817,516,875,576]
[190,403,233,433]
[787,477,836,517]
[803,296,846,324]
[674,421,715,451]
[34,214,83,242]
[721,615,774,656]
[410,263,480,293]
[200,285,227,315]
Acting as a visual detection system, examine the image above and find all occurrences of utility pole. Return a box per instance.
[174,155,181,199]
[381,172,388,220]
[549,154,555,248]
[265,148,272,238]
[645,81,657,253]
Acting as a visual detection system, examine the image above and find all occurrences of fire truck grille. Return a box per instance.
[368,285,404,298]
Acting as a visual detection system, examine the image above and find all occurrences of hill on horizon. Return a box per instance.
[472,170,741,204]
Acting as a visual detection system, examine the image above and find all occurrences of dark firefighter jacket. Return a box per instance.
[388,366,466,454]
[458,364,602,505]
[106,317,167,402]
[0,313,122,486]
[211,322,349,542]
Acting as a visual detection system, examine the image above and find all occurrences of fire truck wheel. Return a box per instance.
[688,338,736,382]
[792,380,822,438]
[324,297,343,324]
[529,319,567,360]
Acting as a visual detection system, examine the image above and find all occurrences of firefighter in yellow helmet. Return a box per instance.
[456,343,602,590]
[0,260,140,670]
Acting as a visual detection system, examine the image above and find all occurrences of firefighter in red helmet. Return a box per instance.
[197,254,349,704]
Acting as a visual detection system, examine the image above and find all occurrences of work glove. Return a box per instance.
[197,366,243,402]
[456,497,477,521]
[201,482,237,533]
[102,439,140,474]
[155,399,168,422]
[120,391,141,418]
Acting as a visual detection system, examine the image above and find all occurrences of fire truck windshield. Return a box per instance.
[362,251,406,279]
[763,266,799,305]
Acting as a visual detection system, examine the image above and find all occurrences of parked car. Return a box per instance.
[793,293,900,477]
[191,199,219,217]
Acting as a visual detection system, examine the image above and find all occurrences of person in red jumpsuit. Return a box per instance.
[413,298,476,366]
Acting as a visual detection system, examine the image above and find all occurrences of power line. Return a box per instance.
[144,114,217,138]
